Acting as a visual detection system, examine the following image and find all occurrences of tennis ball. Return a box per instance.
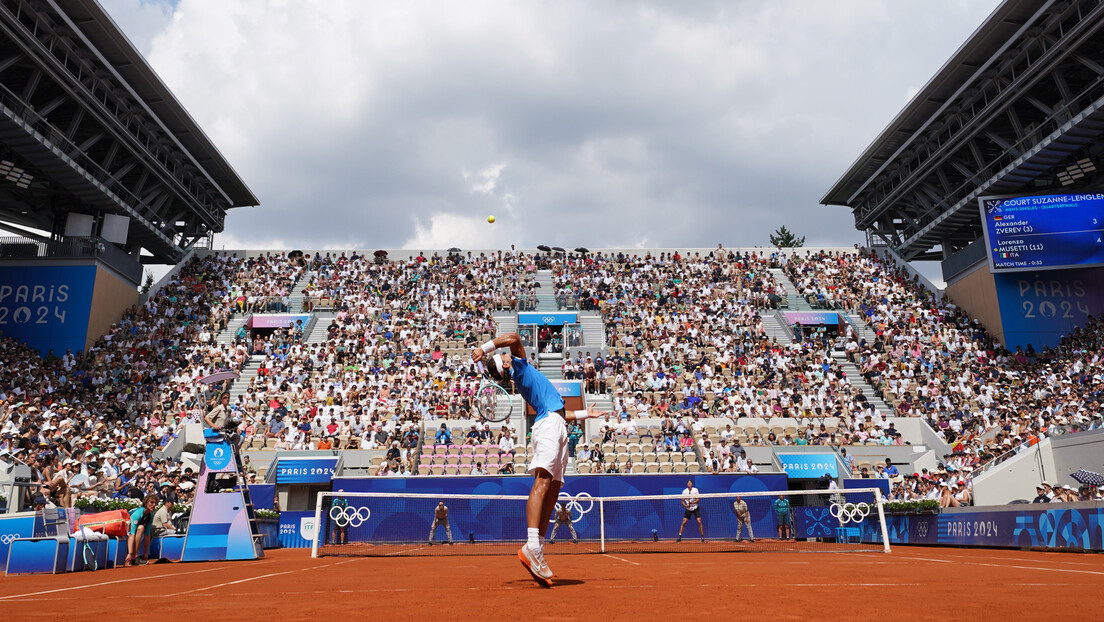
[487,215,496,223]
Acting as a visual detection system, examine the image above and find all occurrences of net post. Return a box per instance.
[311,490,324,558]
[874,487,891,554]
[599,498,606,553]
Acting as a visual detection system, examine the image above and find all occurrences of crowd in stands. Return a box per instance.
[784,250,1104,486]
[0,253,263,509]
[4,244,1104,509]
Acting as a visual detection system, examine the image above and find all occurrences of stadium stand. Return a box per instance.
[3,245,1104,512]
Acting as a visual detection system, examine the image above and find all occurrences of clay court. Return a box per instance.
[2,547,1102,621]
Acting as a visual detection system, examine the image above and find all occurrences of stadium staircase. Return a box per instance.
[228,357,263,401]
[580,312,606,348]
[493,312,516,337]
[305,312,335,346]
[769,268,813,310]
[534,270,557,310]
[288,276,310,313]
[760,312,793,344]
[830,351,893,417]
[538,354,563,379]
[842,312,879,345]
[215,314,251,346]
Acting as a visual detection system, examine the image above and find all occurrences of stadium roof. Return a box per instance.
[822,1,1039,208]
[821,0,1104,261]
[59,0,257,208]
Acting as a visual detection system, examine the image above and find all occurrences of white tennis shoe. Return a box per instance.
[518,544,553,586]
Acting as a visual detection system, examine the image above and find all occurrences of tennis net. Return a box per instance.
[312,488,890,557]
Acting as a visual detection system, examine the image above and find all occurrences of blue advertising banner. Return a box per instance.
[332,473,787,499]
[278,510,317,548]
[0,514,39,564]
[842,478,888,504]
[322,474,789,547]
[993,266,1104,349]
[248,484,277,510]
[517,312,578,326]
[551,380,582,397]
[875,504,1104,551]
[274,457,339,484]
[0,265,95,355]
[782,311,842,326]
[979,193,1104,272]
[777,454,838,478]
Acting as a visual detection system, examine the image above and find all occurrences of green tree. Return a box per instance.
[139,270,154,296]
[769,226,805,248]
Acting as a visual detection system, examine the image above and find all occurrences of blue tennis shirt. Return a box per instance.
[510,356,564,423]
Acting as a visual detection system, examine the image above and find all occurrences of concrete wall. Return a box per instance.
[972,438,1056,505]
[86,264,138,351]
[945,259,1004,343]
[1050,428,1104,487]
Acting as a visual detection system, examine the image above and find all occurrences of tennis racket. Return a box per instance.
[476,380,513,422]
[82,539,97,571]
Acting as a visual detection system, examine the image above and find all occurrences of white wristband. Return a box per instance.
[574,410,593,420]
[481,340,496,354]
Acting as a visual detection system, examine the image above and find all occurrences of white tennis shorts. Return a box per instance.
[528,414,569,483]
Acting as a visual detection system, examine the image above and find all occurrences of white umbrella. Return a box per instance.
[199,370,240,385]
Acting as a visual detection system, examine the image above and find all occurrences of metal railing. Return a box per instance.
[0,234,142,283]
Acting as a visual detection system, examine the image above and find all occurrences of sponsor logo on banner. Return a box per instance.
[205,443,232,471]
[250,314,313,329]
[300,517,317,542]
[0,265,96,355]
[782,311,842,326]
[274,457,339,484]
[551,381,582,397]
[994,267,1104,349]
[777,454,838,478]
[517,312,577,326]
[278,511,316,548]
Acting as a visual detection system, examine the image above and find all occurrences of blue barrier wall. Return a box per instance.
[274,474,788,548]
[874,503,1104,551]
[332,473,787,497]
[249,484,276,510]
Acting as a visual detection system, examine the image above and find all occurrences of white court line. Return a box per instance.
[385,546,429,556]
[890,554,1104,577]
[920,552,1096,566]
[0,565,232,601]
[2,580,1081,602]
[164,559,362,596]
[602,554,640,565]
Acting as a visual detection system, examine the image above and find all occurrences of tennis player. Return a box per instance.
[676,478,705,543]
[547,502,578,544]
[473,332,600,587]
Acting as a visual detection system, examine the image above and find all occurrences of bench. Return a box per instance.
[836,526,861,544]
[5,508,69,575]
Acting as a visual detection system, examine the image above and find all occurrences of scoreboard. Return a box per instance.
[979,193,1104,272]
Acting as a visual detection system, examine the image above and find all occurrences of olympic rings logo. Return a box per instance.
[916,521,929,538]
[553,492,594,524]
[542,317,556,324]
[0,533,18,545]
[830,502,871,525]
[329,505,371,527]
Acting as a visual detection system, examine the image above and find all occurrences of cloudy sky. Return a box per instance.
[101,0,1002,252]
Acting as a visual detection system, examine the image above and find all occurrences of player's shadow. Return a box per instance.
[506,578,586,588]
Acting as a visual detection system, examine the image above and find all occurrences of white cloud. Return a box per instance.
[402,213,519,250]
[101,0,1004,251]
[466,163,507,196]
